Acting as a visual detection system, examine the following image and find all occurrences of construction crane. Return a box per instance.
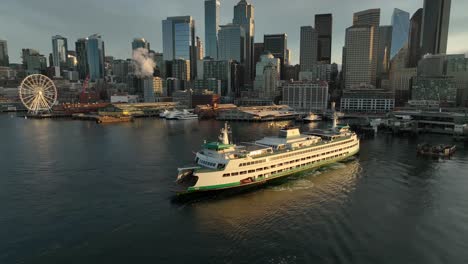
[79,75,90,104]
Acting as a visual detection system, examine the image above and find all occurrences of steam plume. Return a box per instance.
[132,48,155,78]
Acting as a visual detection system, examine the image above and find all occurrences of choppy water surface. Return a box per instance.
[0,114,467,263]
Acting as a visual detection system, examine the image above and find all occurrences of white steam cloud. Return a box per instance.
[132,48,155,78]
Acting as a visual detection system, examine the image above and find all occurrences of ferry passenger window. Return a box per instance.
[240,171,247,175]
[223,173,230,177]
[232,172,239,176]
[248,170,255,173]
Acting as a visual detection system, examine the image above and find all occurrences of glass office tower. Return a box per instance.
[52,35,68,69]
[315,14,332,64]
[390,8,410,59]
[162,16,196,80]
[205,0,220,59]
[86,34,105,81]
[421,0,451,55]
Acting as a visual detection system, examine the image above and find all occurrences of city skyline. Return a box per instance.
[1,0,467,65]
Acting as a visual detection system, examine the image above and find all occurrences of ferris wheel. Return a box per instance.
[19,74,57,114]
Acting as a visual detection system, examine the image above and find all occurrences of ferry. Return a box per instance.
[175,118,360,195]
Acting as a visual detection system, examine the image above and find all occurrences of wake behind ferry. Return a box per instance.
[175,119,360,195]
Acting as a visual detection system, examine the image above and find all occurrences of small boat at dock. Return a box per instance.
[417,143,456,157]
[96,115,133,124]
[301,113,323,123]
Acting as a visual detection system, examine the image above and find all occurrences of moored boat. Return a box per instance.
[159,110,170,118]
[96,115,133,124]
[174,110,199,120]
[165,110,183,120]
[302,113,323,123]
[417,143,456,157]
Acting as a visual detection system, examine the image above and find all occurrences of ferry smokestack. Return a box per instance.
[331,102,337,130]
[332,113,337,130]
[219,122,230,145]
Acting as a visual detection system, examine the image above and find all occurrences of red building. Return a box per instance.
[191,94,220,108]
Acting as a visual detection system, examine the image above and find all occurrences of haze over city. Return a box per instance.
[2,0,468,64]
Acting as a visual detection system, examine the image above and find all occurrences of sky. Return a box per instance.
[1,0,467,65]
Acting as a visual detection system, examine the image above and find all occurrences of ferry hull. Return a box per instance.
[175,148,359,198]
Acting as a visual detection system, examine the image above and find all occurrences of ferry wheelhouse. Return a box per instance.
[176,121,360,194]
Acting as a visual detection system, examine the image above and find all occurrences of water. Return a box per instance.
[1,114,468,264]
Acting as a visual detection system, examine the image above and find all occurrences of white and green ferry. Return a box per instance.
[176,121,360,195]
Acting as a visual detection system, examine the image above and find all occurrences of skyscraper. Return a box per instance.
[52,35,68,70]
[200,59,242,97]
[162,16,196,80]
[218,24,246,63]
[132,38,150,51]
[352,8,381,86]
[377,25,392,86]
[421,0,451,55]
[86,34,105,81]
[22,49,47,74]
[172,59,191,81]
[254,52,280,99]
[353,9,380,27]
[196,36,204,60]
[253,43,264,72]
[264,34,287,80]
[205,0,220,59]
[344,25,374,89]
[389,45,416,106]
[0,40,9,66]
[75,38,88,80]
[300,26,318,72]
[233,0,255,82]
[390,8,410,59]
[408,8,423,67]
[315,14,332,64]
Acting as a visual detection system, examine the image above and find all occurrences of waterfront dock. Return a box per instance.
[217,105,300,122]
[22,112,72,119]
